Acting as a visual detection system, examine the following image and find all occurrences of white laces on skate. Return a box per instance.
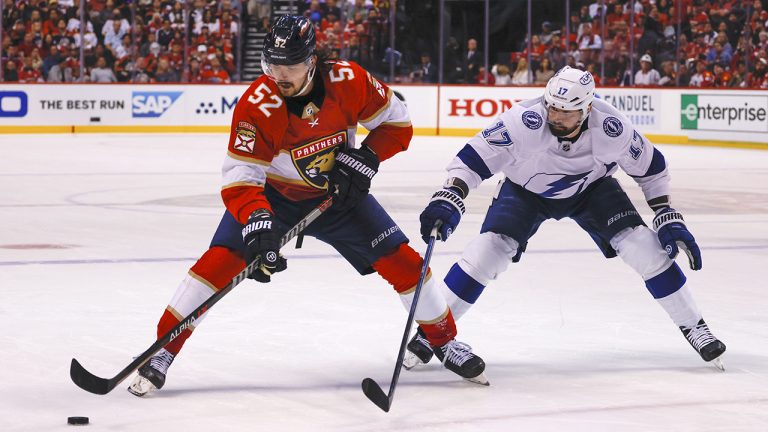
[685,322,716,352]
[149,348,175,374]
[415,332,430,347]
[440,340,475,366]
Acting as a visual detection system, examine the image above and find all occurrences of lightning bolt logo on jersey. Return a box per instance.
[445,97,670,202]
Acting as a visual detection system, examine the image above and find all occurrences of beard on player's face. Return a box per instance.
[548,122,580,137]
[546,107,582,137]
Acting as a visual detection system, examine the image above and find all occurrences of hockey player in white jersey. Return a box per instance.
[408,65,726,370]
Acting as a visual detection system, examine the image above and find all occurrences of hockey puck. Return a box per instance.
[67,417,89,426]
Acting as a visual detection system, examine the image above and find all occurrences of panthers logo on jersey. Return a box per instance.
[291,131,347,190]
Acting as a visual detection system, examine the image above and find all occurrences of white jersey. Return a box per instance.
[446,97,670,202]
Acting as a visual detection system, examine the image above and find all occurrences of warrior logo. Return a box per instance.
[234,121,257,153]
[291,131,347,189]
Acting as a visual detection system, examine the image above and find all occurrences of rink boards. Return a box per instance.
[0,84,767,147]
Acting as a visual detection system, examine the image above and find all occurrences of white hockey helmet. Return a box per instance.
[543,65,595,124]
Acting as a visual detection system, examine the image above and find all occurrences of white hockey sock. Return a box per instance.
[439,278,473,321]
[166,271,216,327]
[656,284,702,328]
[398,275,451,323]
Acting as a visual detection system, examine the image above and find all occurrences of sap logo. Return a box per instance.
[0,91,28,117]
[132,92,182,117]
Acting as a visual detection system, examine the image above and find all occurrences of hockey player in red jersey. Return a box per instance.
[128,15,486,397]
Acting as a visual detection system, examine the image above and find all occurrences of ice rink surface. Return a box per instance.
[0,133,767,432]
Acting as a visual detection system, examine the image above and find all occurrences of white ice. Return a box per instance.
[0,134,767,432]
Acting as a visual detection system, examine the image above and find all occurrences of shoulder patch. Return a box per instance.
[522,110,543,130]
[602,116,623,137]
[234,121,257,153]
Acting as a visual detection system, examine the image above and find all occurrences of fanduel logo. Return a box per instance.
[132,91,182,118]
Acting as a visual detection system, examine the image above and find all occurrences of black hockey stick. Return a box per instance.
[361,224,440,412]
[70,196,334,395]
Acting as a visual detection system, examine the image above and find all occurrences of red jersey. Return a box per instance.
[221,60,413,224]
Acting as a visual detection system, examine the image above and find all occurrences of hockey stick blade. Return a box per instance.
[69,196,333,395]
[360,225,440,412]
[70,358,113,395]
[361,378,390,412]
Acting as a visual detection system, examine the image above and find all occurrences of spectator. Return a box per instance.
[18,56,43,82]
[103,19,127,51]
[706,41,733,64]
[157,19,174,48]
[547,32,568,70]
[578,23,602,63]
[510,57,532,85]
[464,38,481,84]
[491,64,512,85]
[345,0,369,22]
[534,57,555,85]
[476,65,495,85]
[3,59,19,81]
[689,60,712,87]
[410,52,437,83]
[539,21,555,45]
[586,62,601,86]
[183,57,204,83]
[248,0,272,27]
[42,45,62,77]
[155,58,179,83]
[657,61,677,86]
[200,56,230,83]
[523,34,547,70]
[132,57,153,83]
[635,54,661,85]
[443,36,463,84]
[90,56,117,82]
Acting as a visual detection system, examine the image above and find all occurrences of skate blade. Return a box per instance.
[711,357,725,372]
[464,371,490,386]
[127,376,157,397]
[403,352,423,370]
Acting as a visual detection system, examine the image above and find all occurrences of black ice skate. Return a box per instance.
[403,327,434,370]
[127,348,175,396]
[434,339,489,385]
[680,319,726,371]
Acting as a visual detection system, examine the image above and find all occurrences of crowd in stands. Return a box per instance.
[402,0,768,88]
[2,0,768,88]
[2,0,241,83]
[297,0,392,77]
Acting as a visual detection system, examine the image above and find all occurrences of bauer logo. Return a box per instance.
[0,91,28,117]
[132,91,182,118]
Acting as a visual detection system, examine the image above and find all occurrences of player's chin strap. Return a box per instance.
[295,64,317,97]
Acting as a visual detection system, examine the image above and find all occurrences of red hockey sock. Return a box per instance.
[419,309,456,348]
[372,243,423,294]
